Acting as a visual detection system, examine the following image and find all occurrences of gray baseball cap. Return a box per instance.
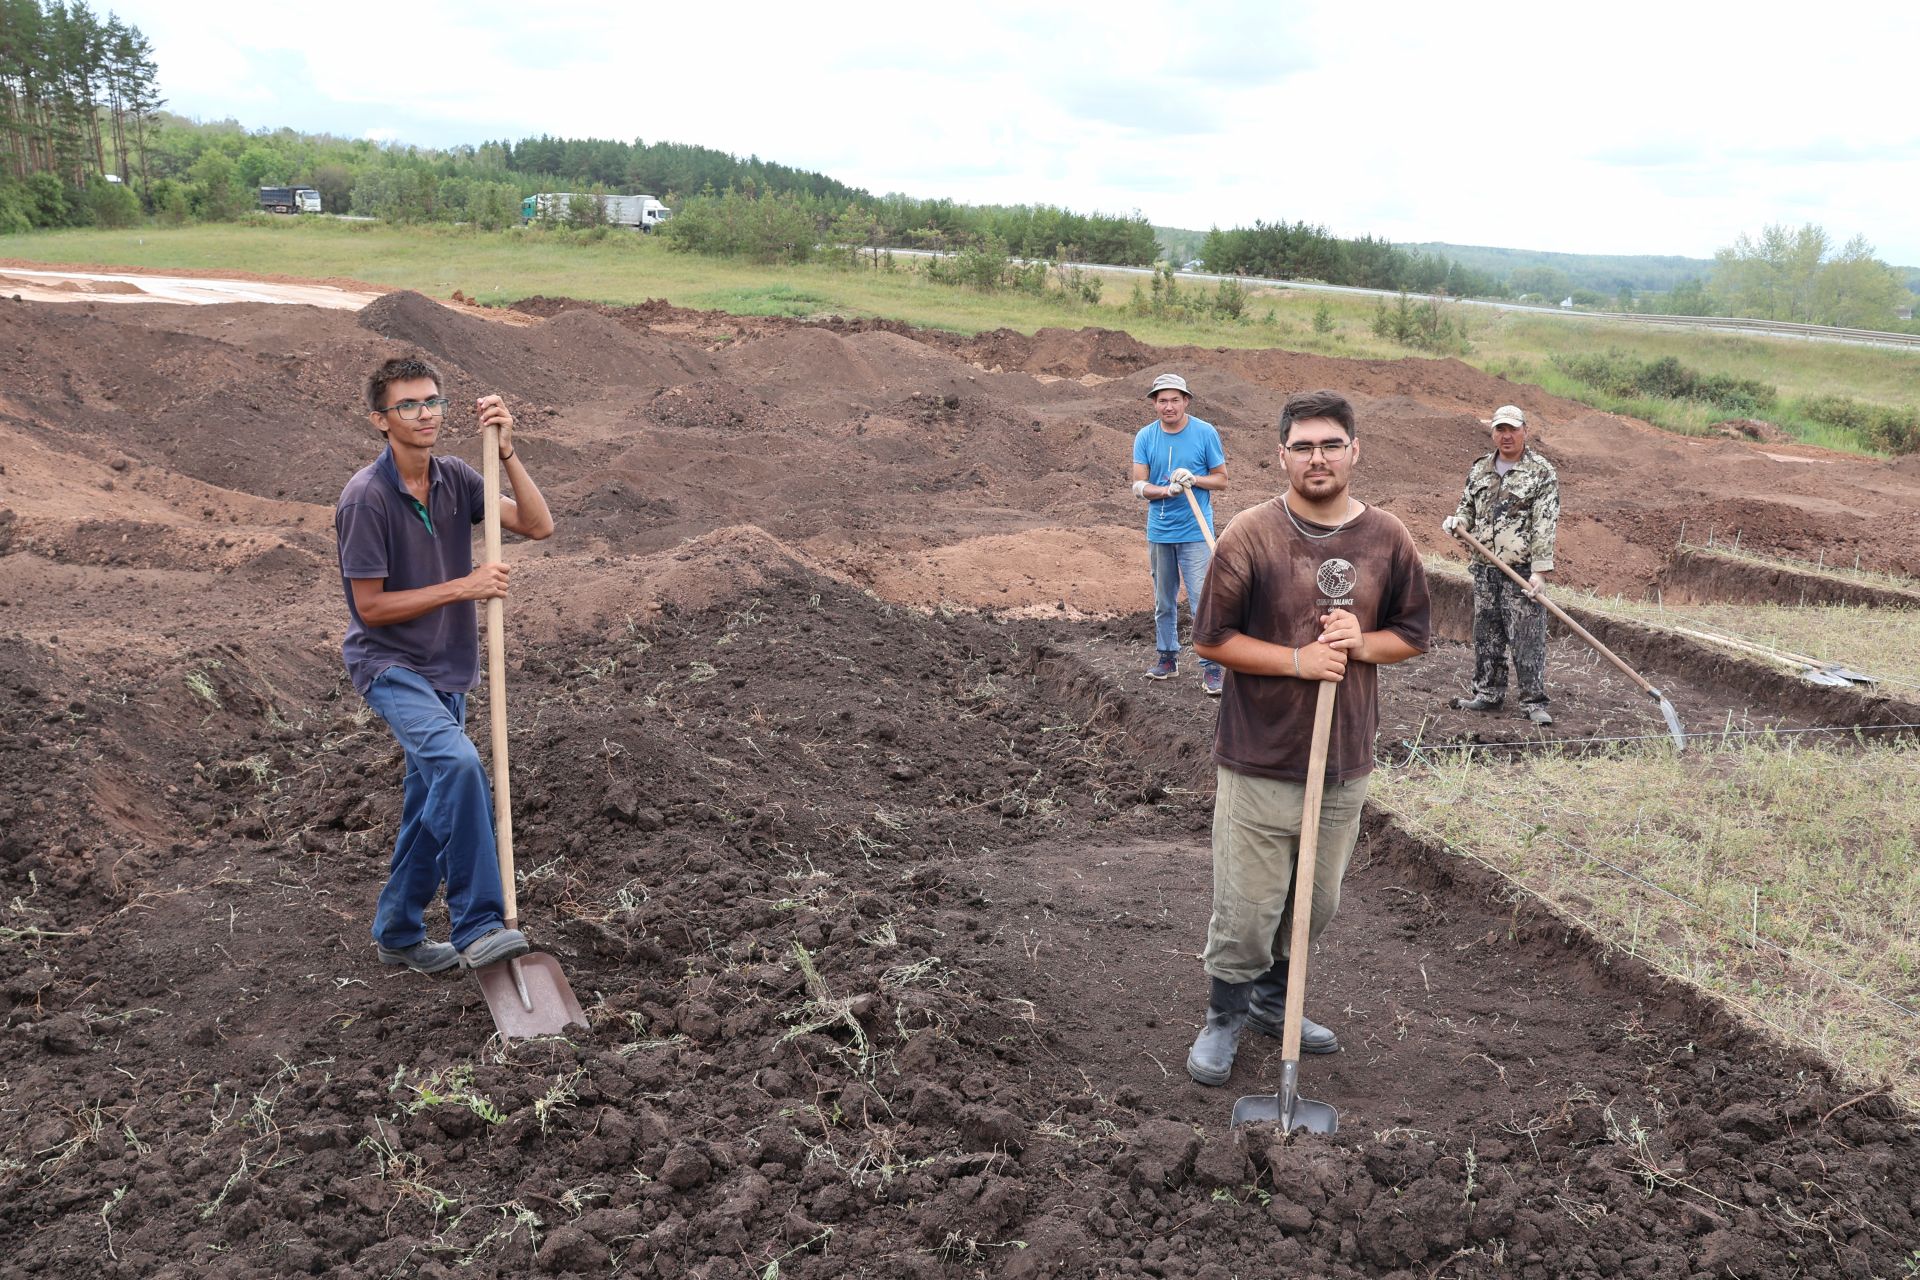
[1492,404,1527,428]
[1147,373,1191,399]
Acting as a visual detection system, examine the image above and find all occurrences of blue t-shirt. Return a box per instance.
[336,447,487,697]
[1133,416,1226,544]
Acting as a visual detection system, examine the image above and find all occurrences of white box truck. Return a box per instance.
[523,192,671,231]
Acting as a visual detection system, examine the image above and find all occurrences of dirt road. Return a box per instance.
[1,288,1915,1277]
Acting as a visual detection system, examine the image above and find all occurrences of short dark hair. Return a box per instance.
[1279,389,1356,442]
[365,356,443,413]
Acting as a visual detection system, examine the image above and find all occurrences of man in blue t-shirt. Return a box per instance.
[335,355,556,976]
[1131,373,1229,694]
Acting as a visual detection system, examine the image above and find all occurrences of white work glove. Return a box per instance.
[1169,467,1196,488]
[1442,515,1463,535]
[1163,478,1186,496]
[1526,572,1546,598]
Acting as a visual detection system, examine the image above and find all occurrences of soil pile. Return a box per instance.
[2,289,1918,1277]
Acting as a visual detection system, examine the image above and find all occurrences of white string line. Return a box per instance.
[1371,786,1920,1022]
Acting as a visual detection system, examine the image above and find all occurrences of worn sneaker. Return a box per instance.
[459,928,530,970]
[1202,666,1225,696]
[1144,653,1178,681]
[376,939,461,974]
[1525,705,1554,725]
[1449,694,1503,711]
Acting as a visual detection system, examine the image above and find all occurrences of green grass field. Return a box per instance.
[4,219,1915,453]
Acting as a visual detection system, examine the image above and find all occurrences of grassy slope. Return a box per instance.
[3,221,1915,452]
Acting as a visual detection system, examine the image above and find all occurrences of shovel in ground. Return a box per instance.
[1449,526,1686,752]
[1232,680,1340,1135]
[473,419,586,1039]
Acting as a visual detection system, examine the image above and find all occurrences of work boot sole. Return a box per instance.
[1245,1009,1341,1054]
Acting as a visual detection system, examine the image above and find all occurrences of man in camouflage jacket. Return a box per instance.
[1443,405,1560,724]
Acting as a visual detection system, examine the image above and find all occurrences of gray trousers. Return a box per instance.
[1202,766,1370,984]
[1470,562,1548,705]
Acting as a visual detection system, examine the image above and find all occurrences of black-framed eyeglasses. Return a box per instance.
[382,396,449,421]
[1284,441,1351,459]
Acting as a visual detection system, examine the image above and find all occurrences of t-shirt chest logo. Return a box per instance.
[1316,558,1356,601]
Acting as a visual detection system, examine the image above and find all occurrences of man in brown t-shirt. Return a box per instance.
[1185,389,1431,1087]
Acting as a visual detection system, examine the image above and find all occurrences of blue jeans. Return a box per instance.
[363,667,507,951]
[1149,540,1220,671]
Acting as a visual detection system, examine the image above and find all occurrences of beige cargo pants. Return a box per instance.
[1201,765,1370,984]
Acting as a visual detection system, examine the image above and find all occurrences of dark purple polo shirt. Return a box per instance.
[336,447,487,697]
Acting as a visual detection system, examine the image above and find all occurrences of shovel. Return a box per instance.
[474,419,586,1039]
[1232,680,1340,1135]
[1449,526,1686,752]
[1673,627,1877,687]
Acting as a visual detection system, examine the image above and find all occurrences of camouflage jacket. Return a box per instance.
[1452,448,1560,570]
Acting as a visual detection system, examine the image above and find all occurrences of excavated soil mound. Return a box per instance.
[4,289,1920,1278]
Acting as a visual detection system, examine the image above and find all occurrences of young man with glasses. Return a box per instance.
[1183,389,1429,1086]
[1131,372,1230,695]
[1442,404,1560,725]
[335,356,555,975]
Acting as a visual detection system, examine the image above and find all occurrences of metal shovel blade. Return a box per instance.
[1231,1062,1338,1133]
[475,952,587,1039]
[1650,690,1687,753]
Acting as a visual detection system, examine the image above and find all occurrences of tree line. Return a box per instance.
[0,0,158,230]
[1194,220,1502,297]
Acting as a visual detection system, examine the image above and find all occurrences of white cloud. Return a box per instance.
[104,0,1920,262]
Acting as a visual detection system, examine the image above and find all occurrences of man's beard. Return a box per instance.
[1292,469,1348,502]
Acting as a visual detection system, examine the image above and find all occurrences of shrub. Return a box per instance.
[1549,350,1775,416]
[87,181,141,228]
[1371,293,1470,355]
[1797,394,1920,454]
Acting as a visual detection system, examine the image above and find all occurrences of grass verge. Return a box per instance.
[1373,739,1920,1110]
[3,221,1915,453]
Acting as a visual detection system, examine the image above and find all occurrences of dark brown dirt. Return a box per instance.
[2,289,1917,1278]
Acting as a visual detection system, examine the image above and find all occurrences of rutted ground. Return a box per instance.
[1,291,1916,1278]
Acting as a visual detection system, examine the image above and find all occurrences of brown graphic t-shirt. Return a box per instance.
[1194,499,1431,782]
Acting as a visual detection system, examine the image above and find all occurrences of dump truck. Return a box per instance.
[259,186,322,214]
[521,192,671,231]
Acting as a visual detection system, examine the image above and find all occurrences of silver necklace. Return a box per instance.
[1284,495,1356,540]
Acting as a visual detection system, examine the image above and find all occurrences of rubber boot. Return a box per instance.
[1244,963,1341,1054]
[1186,977,1252,1086]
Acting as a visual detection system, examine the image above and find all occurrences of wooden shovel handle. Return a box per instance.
[1451,526,1661,702]
[1280,679,1338,1064]
[1182,485,1217,552]
[482,423,517,927]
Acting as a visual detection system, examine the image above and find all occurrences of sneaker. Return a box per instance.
[1202,666,1224,696]
[1144,653,1177,681]
[1525,705,1554,725]
[459,927,530,970]
[376,939,461,974]
[1449,694,1503,711]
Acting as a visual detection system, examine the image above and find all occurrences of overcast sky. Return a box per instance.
[106,0,1920,264]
